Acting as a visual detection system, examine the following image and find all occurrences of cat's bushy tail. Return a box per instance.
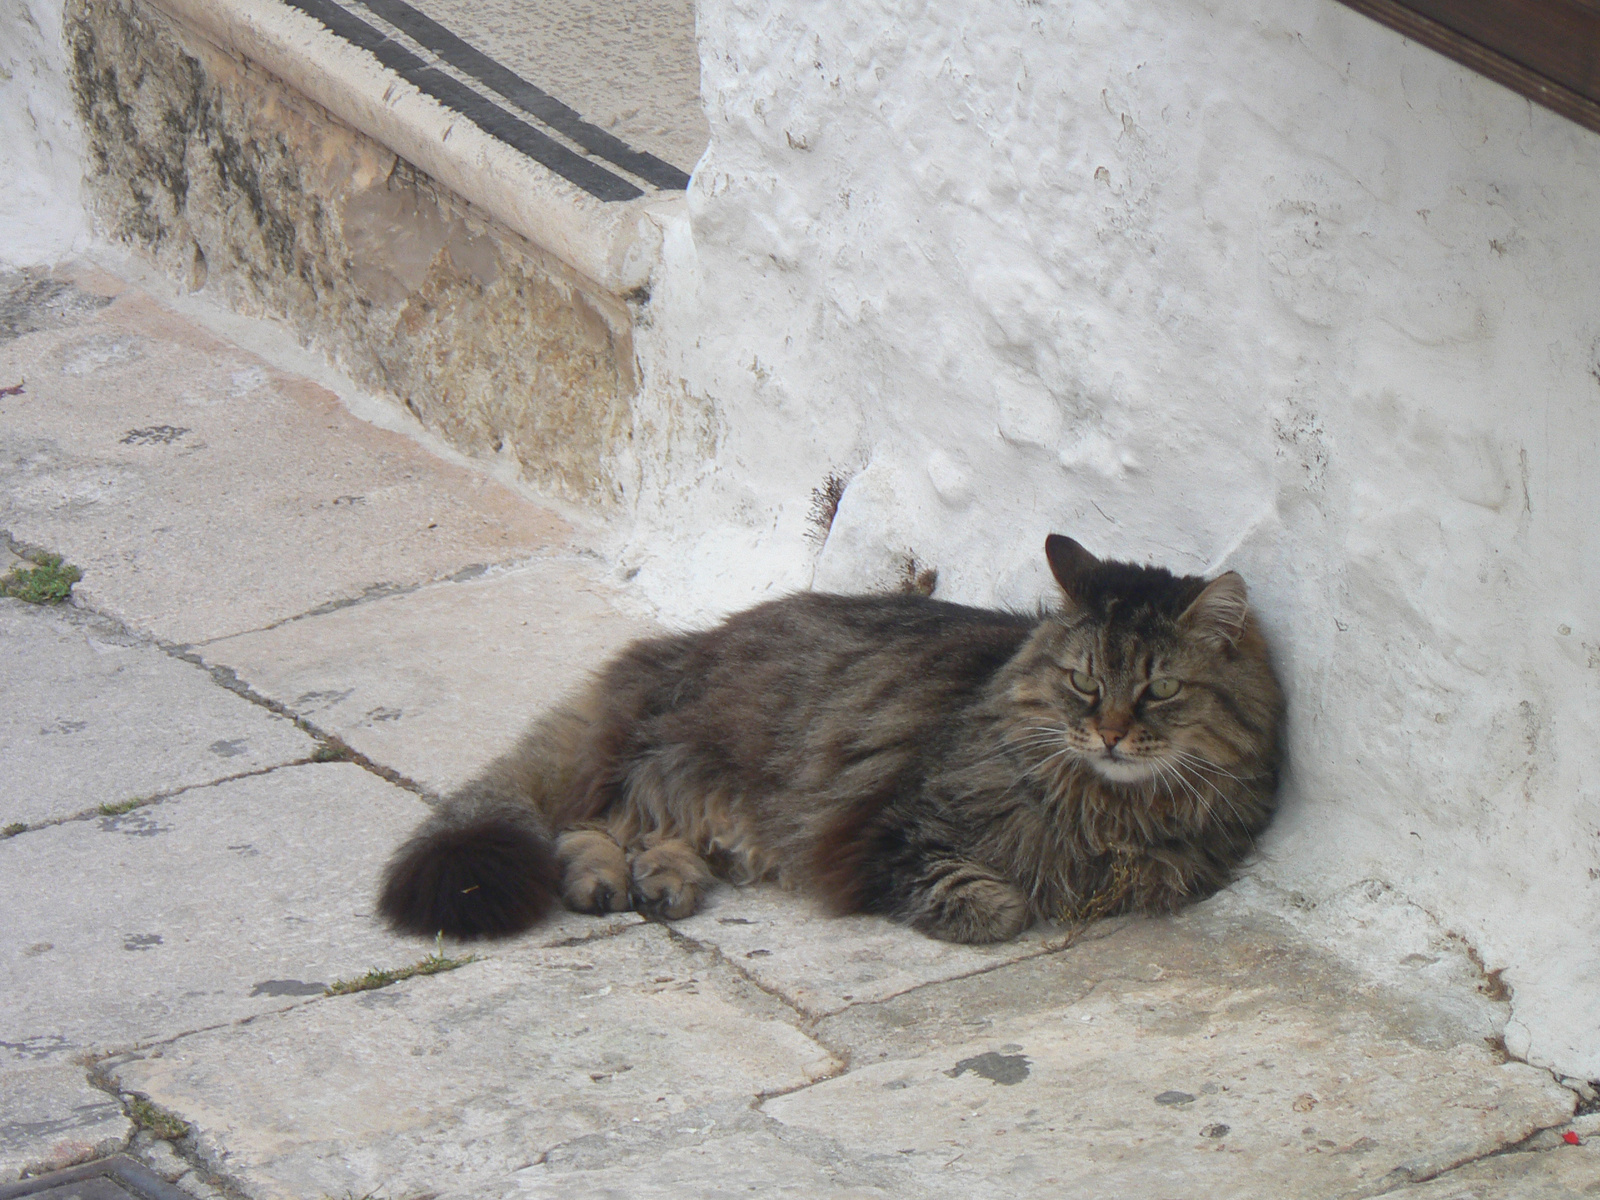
[377,711,590,940]
[377,802,561,939]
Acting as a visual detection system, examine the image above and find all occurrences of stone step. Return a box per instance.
[66,0,704,506]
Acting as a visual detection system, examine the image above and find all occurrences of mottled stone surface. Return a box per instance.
[0,271,567,643]
[766,901,1577,1200]
[508,1098,968,1199]
[0,597,313,829]
[197,556,654,795]
[1386,1139,1600,1198]
[110,924,840,1200]
[0,1062,131,1182]
[66,0,639,505]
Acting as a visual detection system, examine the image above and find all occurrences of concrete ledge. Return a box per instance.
[142,0,681,295]
[66,0,667,503]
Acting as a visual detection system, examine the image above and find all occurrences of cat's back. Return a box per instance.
[703,590,1037,677]
[642,592,1039,749]
[585,591,1040,752]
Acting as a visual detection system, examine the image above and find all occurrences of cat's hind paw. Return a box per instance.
[629,840,713,919]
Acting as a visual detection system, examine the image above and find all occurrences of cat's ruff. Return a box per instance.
[379,535,1284,944]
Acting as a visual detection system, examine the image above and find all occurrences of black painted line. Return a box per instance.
[281,0,644,202]
[352,0,692,191]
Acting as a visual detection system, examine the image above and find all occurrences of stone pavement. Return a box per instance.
[2,263,1597,1198]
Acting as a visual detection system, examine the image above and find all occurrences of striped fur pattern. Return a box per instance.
[378,536,1284,943]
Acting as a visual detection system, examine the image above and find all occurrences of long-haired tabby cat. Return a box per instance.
[379,535,1283,944]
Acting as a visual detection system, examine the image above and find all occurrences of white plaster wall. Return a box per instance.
[0,0,89,266]
[625,0,1600,1077]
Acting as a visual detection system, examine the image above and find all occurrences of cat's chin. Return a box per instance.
[1088,755,1159,785]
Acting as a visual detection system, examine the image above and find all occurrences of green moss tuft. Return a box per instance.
[1,552,83,603]
[127,1094,189,1140]
[325,950,478,997]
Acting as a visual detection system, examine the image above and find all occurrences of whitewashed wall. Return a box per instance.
[0,0,88,266]
[626,0,1600,1076]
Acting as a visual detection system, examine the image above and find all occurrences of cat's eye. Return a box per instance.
[1068,669,1100,694]
[1147,677,1181,700]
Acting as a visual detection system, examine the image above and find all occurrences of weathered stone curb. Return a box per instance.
[62,0,679,504]
[139,0,681,295]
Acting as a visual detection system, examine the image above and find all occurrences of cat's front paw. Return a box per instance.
[629,840,713,920]
[556,830,632,913]
[909,862,1029,944]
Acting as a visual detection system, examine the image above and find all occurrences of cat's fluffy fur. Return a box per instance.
[379,535,1284,944]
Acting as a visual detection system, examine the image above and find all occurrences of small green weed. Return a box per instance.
[127,1095,189,1140]
[97,797,145,817]
[2,822,27,838]
[325,940,478,997]
[1,552,82,603]
[311,741,351,763]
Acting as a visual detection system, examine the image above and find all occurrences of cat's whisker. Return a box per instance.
[1168,748,1254,787]
[1149,761,1182,813]
[1159,760,1215,822]
[966,732,1068,776]
[1161,757,1254,835]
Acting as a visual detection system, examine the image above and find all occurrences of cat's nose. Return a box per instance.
[1096,716,1131,748]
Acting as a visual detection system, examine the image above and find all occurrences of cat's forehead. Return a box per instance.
[1052,612,1180,659]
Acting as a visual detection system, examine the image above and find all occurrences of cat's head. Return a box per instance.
[1009,535,1281,787]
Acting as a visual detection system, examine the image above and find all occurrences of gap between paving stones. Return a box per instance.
[179,555,548,647]
[1,761,319,839]
[1362,1111,1600,1197]
[176,545,620,650]
[659,914,1143,1098]
[158,642,434,799]
[0,570,440,805]
[159,551,629,800]
[75,910,645,1062]
[2,515,438,788]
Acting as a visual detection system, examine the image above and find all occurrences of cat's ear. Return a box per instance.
[1045,535,1099,599]
[1180,572,1250,648]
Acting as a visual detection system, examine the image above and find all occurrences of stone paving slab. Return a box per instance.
[0,270,569,645]
[506,1098,967,1199]
[110,924,840,1200]
[0,762,635,1071]
[0,598,313,830]
[671,883,1101,1019]
[0,1062,131,1182]
[767,904,1577,1200]
[198,557,654,795]
[1387,1137,1600,1198]
[811,897,1509,1066]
